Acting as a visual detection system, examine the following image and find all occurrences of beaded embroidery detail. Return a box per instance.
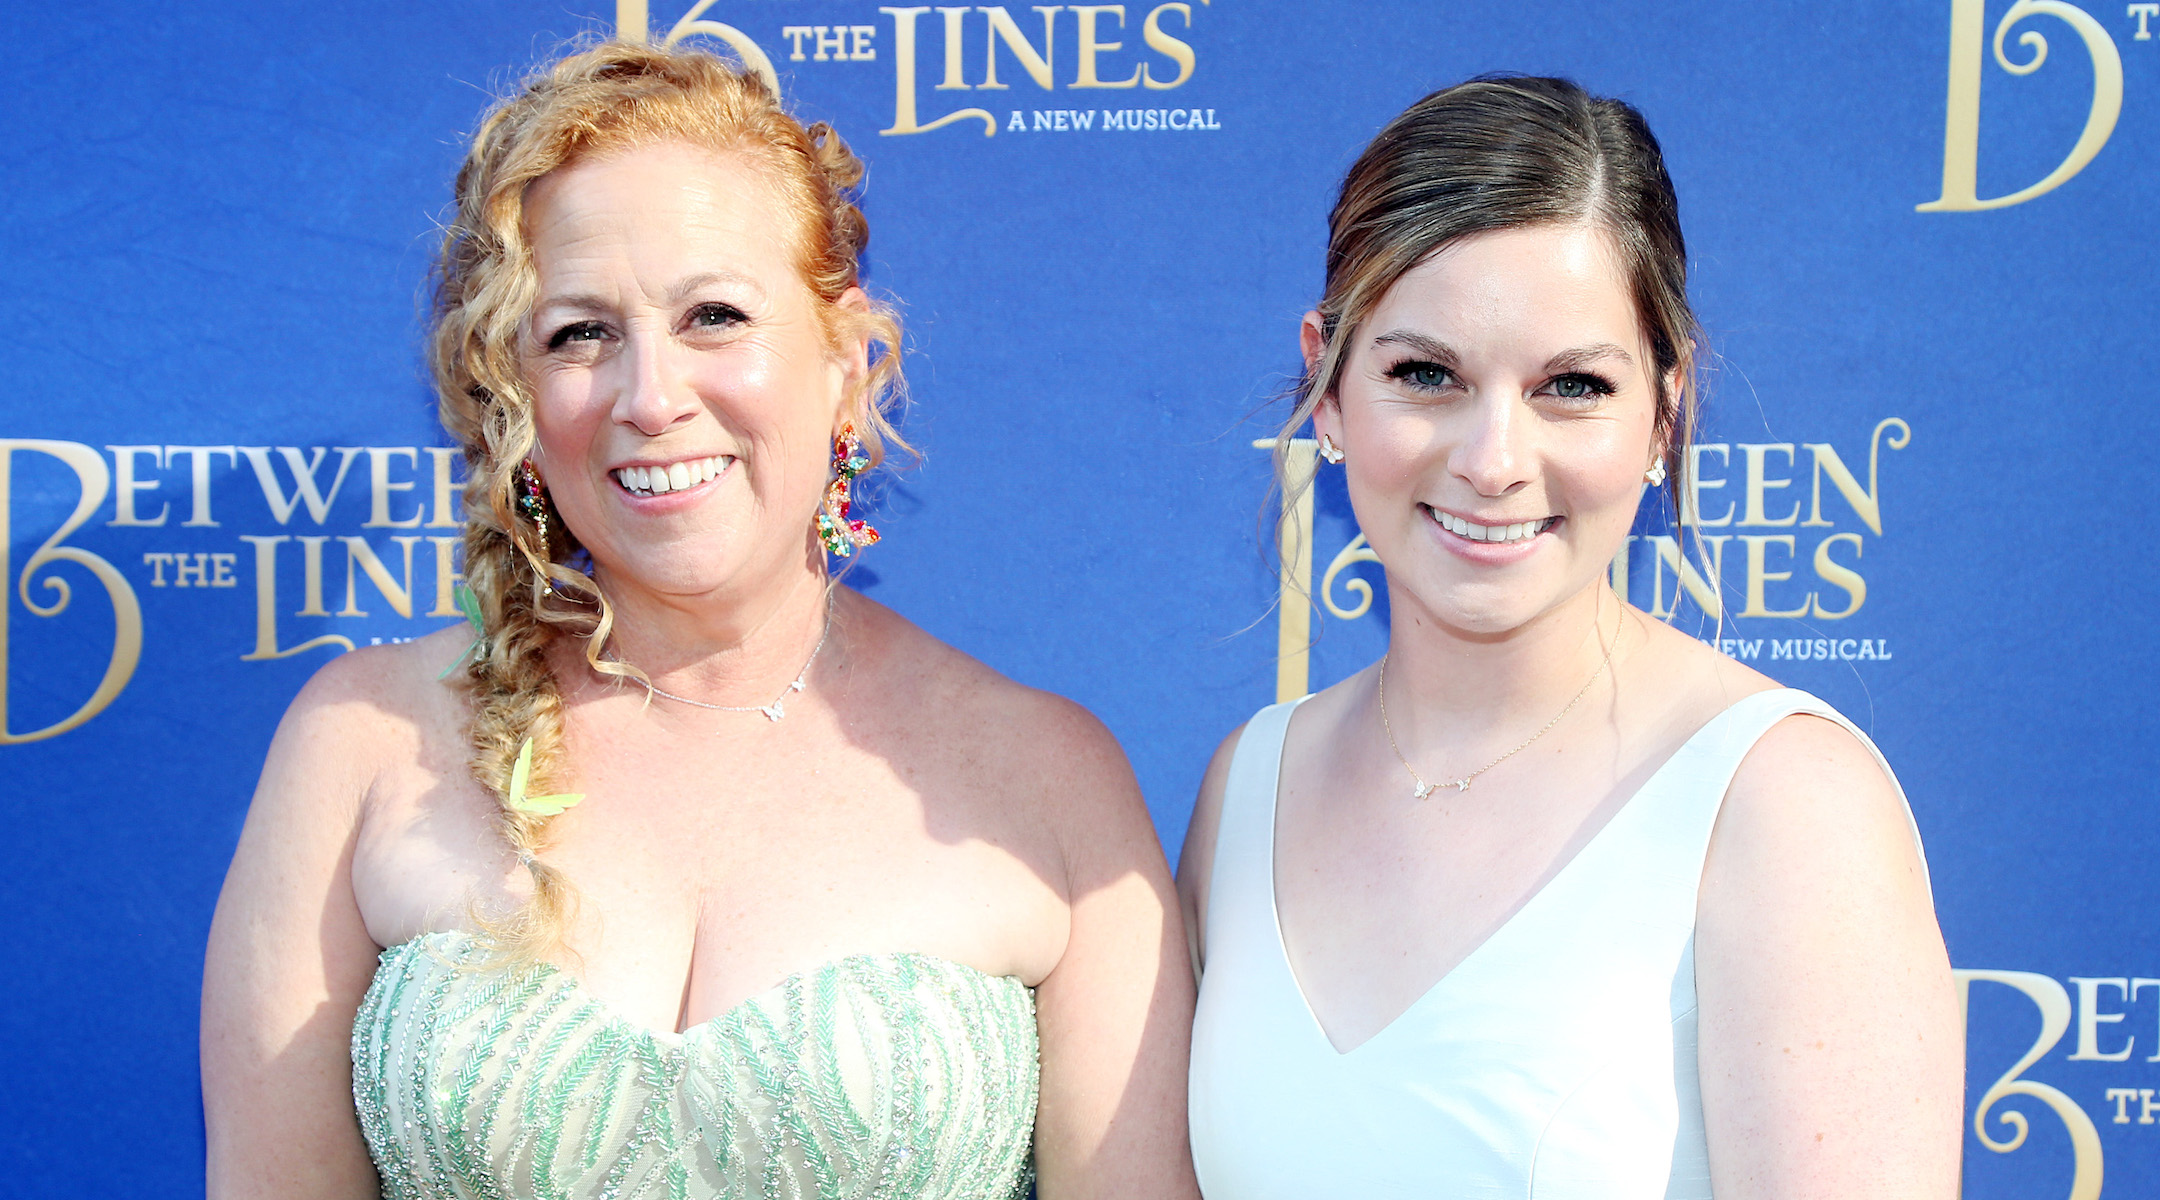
[352,931,1038,1200]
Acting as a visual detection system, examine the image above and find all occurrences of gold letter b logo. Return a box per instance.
[1919,0,2124,211]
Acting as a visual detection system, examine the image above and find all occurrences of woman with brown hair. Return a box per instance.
[1180,77,1960,1197]
[201,41,1197,1200]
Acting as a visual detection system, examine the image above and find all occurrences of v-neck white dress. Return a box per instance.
[1188,688,1927,1199]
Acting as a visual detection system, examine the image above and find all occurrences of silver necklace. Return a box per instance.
[617,596,833,721]
[1377,620,1619,800]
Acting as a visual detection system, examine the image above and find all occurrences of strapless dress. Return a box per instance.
[351,930,1039,1200]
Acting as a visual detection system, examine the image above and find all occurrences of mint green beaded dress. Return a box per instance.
[351,930,1039,1200]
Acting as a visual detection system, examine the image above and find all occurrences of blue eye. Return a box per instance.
[1387,361,1453,391]
[1546,373,1615,402]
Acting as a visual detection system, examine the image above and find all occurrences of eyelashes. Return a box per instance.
[1382,359,1618,403]
[1544,372,1617,401]
[686,302,749,329]
[546,321,607,351]
[541,304,751,353]
[1385,360,1456,391]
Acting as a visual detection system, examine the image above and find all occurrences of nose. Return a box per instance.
[1448,392,1533,498]
[609,329,700,437]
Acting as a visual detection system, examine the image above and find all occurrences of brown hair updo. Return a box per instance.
[432,40,906,958]
[1275,74,1699,541]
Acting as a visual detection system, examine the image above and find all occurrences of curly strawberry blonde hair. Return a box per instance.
[432,40,906,958]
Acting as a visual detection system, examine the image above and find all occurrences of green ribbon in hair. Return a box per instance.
[436,582,488,680]
[507,737,583,817]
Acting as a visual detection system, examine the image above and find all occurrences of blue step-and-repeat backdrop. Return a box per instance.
[4,2,2154,1195]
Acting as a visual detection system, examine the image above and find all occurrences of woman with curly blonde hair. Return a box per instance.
[202,40,1197,1200]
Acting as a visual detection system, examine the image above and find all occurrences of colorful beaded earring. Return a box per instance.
[815,424,881,557]
[516,460,551,544]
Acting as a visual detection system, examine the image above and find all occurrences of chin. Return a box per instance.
[1408,575,1562,638]
[585,545,742,597]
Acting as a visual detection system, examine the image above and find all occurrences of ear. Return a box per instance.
[827,286,875,430]
[1653,363,1686,465]
[1300,309,1342,437]
[1298,309,1327,379]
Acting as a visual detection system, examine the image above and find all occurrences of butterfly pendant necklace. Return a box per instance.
[618,593,833,722]
[1377,619,1620,800]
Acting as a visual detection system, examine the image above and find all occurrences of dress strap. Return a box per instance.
[1646,687,1928,895]
[1201,698,1305,959]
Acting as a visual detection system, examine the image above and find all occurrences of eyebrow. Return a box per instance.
[1370,330,1461,365]
[530,271,767,317]
[666,271,763,304]
[1371,330,1636,375]
[1544,342,1635,373]
[531,294,614,317]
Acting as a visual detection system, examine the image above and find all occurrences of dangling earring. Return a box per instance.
[517,460,551,544]
[1644,458,1668,487]
[816,424,881,557]
[1319,434,1346,465]
[517,460,558,595]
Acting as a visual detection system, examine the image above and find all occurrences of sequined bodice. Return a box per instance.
[352,931,1039,1200]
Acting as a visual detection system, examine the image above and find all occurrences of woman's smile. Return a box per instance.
[1420,503,1563,564]
[610,453,736,499]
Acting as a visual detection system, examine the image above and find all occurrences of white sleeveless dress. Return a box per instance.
[1188,688,1928,1199]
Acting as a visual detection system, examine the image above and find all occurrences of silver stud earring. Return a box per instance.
[1319,434,1346,465]
[1644,459,1668,486]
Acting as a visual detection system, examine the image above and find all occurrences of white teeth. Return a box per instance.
[1433,510,1551,544]
[613,455,732,497]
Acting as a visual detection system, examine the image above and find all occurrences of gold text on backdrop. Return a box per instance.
[1259,421,1909,704]
[1919,0,2124,211]
[622,4,1210,137]
[1957,969,2105,1199]
[881,4,1206,135]
[0,441,142,744]
[619,0,780,96]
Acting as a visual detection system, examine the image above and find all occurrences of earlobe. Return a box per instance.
[1311,394,1345,462]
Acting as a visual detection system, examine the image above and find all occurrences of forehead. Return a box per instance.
[1367,223,1640,356]
[521,140,805,292]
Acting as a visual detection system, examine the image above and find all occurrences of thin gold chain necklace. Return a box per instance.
[609,593,834,722]
[1377,622,1620,800]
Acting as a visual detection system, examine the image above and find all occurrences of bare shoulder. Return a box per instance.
[849,592,1124,764]
[1692,678,1957,1194]
[840,591,1151,856]
[260,625,475,808]
[1617,606,1914,858]
[1720,708,1917,864]
[1701,697,1933,961]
